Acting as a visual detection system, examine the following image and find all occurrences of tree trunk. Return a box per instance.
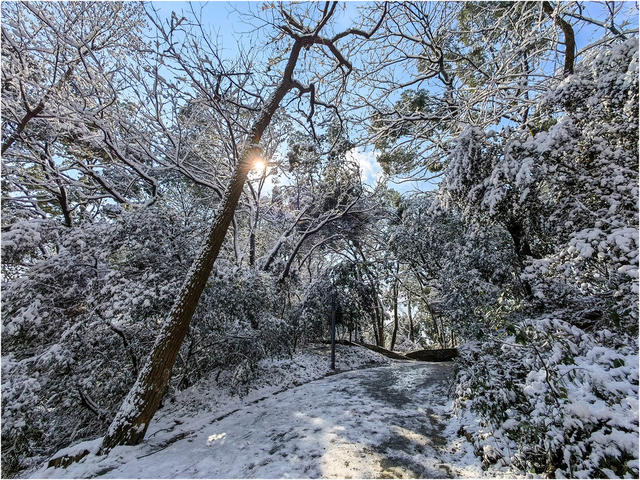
[407,294,414,342]
[542,1,575,77]
[390,280,399,351]
[372,316,380,346]
[101,39,307,452]
[101,145,258,451]
[249,230,256,266]
[376,297,385,349]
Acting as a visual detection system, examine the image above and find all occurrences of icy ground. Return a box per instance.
[32,357,522,479]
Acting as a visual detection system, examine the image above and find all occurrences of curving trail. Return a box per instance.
[37,362,492,479]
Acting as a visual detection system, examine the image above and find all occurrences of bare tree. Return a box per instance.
[101,2,386,451]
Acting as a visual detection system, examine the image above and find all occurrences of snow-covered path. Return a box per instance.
[37,362,489,479]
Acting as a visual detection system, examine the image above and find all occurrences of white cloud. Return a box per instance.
[345,147,382,186]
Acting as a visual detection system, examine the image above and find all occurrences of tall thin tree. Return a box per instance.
[101,2,386,451]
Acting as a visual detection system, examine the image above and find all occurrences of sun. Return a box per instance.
[253,159,266,171]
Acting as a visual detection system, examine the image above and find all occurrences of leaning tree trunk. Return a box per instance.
[101,40,307,452]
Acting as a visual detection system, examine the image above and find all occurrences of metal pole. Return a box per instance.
[330,297,336,370]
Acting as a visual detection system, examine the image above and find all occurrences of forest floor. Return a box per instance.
[32,350,521,478]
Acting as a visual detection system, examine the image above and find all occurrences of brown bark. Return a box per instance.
[542,1,576,77]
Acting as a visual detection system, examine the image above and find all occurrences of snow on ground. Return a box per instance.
[31,347,523,479]
[159,342,392,421]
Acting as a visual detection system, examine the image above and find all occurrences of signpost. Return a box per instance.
[330,295,336,370]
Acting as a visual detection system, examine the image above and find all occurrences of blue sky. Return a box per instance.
[149,1,639,194]
[150,1,389,189]
[149,1,247,62]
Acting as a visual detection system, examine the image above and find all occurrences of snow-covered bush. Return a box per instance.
[455,313,638,477]
[182,267,293,393]
[1,207,195,473]
[446,38,639,478]
[443,39,638,325]
[523,39,639,325]
[391,195,522,343]
[1,205,303,472]
[0,201,309,471]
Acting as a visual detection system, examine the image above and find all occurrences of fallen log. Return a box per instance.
[405,348,458,362]
[46,438,102,469]
[48,449,90,469]
[357,343,411,360]
[316,340,456,362]
[318,339,359,346]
